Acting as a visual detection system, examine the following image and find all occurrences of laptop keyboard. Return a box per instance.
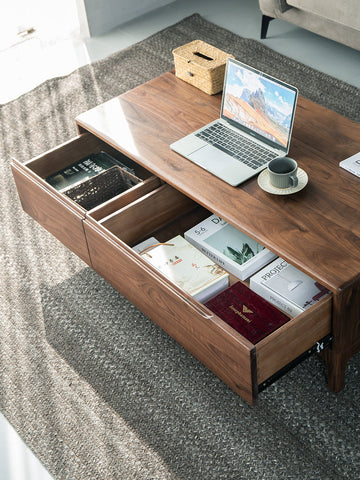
[195,123,276,170]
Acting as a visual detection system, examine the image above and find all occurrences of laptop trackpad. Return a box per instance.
[188,145,249,175]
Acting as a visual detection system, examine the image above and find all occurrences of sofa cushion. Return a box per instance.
[286,0,360,30]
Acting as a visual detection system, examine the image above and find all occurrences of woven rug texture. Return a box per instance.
[1,13,360,480]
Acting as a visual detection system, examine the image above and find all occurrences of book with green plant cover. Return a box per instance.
[184,214,276,280]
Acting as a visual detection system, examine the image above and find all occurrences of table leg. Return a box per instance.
[324,280,360,392]
[322,349,348,391]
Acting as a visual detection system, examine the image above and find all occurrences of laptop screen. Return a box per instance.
[221,58,298,151]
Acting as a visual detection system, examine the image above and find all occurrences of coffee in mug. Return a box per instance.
[268,157,298,189]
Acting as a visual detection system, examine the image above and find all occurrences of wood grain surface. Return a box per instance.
[76,72,360,292]
[76,71,360,393]
[11,160,91,265]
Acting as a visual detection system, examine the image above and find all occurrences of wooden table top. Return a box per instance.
[76,71,360,293]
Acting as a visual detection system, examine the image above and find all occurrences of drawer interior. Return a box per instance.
[92,182,332,392]
[99,183,212,248]
[21,133,161,213]
[24,133,152,182]
[85,183,259,403]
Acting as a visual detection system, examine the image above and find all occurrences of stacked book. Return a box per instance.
[138,235,229,303]
[250,258,330,317]
[205,281,290,343]
[134,221,329,343]
[184,214,276,280]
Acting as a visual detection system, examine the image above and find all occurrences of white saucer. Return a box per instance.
[257,167,308,195]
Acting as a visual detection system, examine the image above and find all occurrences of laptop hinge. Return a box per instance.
[221,118,285,156]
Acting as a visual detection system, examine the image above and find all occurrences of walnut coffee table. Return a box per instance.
[12,71,360,404]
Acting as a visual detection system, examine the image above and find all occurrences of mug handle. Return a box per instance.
[289,174,298,187]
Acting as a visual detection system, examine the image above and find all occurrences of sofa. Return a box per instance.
[259,0,360,51]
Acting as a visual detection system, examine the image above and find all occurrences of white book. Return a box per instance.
[139,235,229,303]
[250,258,330,317]
[132,237,160,254]
[339,152,360,177]
[184,214,276,280]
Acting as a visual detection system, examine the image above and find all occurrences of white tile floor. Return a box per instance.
[0,413,53,479]
[1,0,359,478]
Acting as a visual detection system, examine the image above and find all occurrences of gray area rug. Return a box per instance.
[1,13,359,480]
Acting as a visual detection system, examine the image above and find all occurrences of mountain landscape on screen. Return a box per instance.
[222,62,297,148]
[223,89,289,147]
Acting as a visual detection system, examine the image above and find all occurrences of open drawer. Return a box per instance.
[11,132,161,264]
[83,183,332,405]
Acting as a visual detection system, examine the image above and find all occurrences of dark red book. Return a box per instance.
[205,281,290,344]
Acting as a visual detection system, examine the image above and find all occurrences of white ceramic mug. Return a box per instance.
[268,157,298,189]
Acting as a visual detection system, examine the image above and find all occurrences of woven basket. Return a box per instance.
[173,40,234,95]
[64,165,141,211]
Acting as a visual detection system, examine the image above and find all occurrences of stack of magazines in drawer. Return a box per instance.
[134,213,330,344]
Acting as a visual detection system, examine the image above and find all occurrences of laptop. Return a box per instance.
[170,58,298,186]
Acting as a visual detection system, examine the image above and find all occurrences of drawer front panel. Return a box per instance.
[256,296,332,383]
[12,162,91,265]
[84,219,258,404]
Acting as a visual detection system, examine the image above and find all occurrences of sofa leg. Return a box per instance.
[261,15,274,39]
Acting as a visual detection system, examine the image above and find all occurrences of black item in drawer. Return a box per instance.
[64,166,141,211]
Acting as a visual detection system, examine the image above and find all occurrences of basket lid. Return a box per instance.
[172,40,233,68]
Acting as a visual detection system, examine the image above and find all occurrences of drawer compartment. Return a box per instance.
[84,184,257,403]
[11,132,161,264]
[84,183,332,404]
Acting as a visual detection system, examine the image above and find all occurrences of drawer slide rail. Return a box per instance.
[258,334,333,392]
